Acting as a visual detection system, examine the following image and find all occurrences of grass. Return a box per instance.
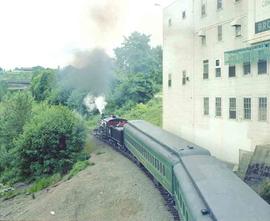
[28,173,61,193]
[67,160,90,180]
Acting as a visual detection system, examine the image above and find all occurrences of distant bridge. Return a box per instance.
[5,80,31,90]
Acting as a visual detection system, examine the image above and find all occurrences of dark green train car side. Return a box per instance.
[124,122,179,194]
[123,120,210,194]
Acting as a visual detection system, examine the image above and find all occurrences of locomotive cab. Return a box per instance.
[97,116,127,145]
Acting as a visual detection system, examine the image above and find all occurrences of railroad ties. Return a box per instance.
[93,133,180,221]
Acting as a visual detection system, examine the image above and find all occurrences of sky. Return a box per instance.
[0,0,174,69]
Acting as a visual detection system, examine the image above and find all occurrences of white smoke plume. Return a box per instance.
[83,94,107,114]
[95,96,107,114]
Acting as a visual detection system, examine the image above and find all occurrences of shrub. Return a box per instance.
[261,181,270,204]
[67,160,90,180]
[16,105,87,177]
[31,69,56,101]
[28,173,62,193]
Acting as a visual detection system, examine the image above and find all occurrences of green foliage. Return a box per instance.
[114,32,152,75]
[261,181,270,204]
[0,92,33,183]
[48,87,72,106]
[66,90,88,115]
[0,92,33,149]
[16,105,87,177]
[67,160,90,180]
[28,173,62,193]
[0,81,8,101]
[119,96,162,127]
[31,69,56,101]
[109,32,162,110]
[109,73,154,108]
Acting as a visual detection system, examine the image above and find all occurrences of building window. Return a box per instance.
[235,25,242,37]
[218,25,222,41]
[201,3,206,16]
[201,36,206,45]
[243,62,251,75]
[244,98,251,120]
[217,0,222,9]
[259,97,267,121]
[229,65,236,77]
[168,18,172,27]
[203,60,209,79]
[182,71,186,85]
[215,97,222,117]
[216,59,221,77]
[258,59,267,74]
[229,98,237,119]
[168,74,172,87]
[182,11,186,19]
[204,97,209,115]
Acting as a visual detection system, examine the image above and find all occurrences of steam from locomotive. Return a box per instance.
[83,94,107,114]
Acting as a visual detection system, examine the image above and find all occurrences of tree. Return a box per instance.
[114,32,153,76]
[31,69,56,101]
[0,92,33,150]
[0,81,8,101]
[66,89,89,115]
[109,32,162,109]
[16,105,86,177]
[110,73,154,108]
[0,92,33,182]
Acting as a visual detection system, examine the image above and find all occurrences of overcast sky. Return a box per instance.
[0,0,174,69]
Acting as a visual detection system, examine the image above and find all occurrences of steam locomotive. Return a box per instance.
[94,116,270,221]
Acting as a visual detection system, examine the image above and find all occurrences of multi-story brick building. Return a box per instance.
[163,0,270,164]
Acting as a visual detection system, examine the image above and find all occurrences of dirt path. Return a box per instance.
[0,138,173,221]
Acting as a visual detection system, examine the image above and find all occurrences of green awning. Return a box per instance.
[224,41,270,65]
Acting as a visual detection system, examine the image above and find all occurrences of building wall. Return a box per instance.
[163,0,270,164]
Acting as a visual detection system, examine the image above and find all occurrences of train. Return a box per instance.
[94,116,270,221]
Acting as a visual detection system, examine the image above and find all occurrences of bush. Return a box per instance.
[16,105,87,177]
[28,173,62,193]
[67,160,90,180]
[261,181,270,204]
[0,92,33,183]
[31,69,56,101]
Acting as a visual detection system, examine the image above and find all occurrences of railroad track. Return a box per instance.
[93,133,180,221]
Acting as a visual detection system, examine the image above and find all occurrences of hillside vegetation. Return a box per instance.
[120,96,162,127]
[0,32,163,198]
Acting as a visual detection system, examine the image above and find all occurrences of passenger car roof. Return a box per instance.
[128,120,210,157]
[182,155,270,221]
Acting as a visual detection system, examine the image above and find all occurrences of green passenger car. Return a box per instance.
[124,121,179,194]
[123,120,210,194]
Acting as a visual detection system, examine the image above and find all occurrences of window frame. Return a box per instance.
[229,65,236,77]
[203,60,209,79]
[243,97,252,120]
[182,11,186,19]
[201,3,206,17]
[215,97,222,117]
[243,62,251,75]
[218,25,222,41]
[201,35,206,46]
[229,98,237,119]
[168,74,172,87]
[204,97,209,116]
[235,25,242,37]
[182,70,187,85]
[217,0,223,10]
[258,97,268,121]
[258,59,267,75]
[215,59,221,77]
